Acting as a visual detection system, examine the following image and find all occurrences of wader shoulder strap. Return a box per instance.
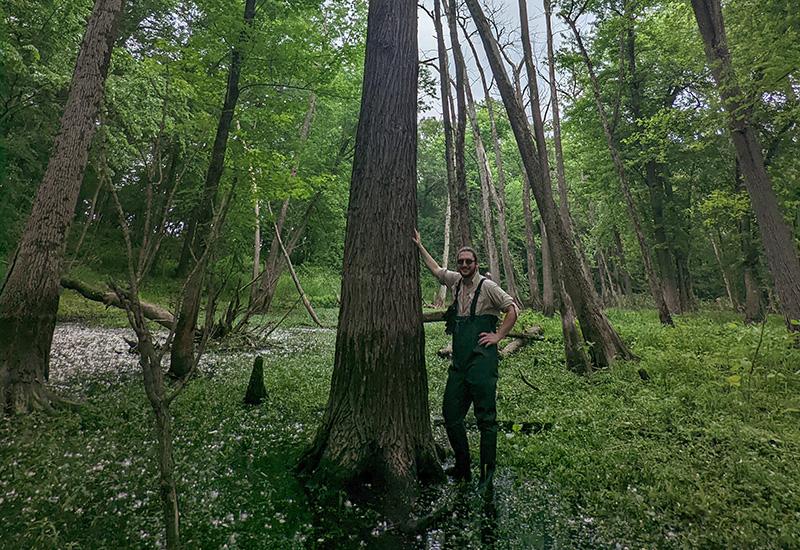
[470,278,486,318]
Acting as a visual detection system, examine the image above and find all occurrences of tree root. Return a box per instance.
[3,384,82,415]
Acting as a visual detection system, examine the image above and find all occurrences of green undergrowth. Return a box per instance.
[1,308,799,547]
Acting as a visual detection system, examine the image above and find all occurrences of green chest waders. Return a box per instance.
[442,279,499,487]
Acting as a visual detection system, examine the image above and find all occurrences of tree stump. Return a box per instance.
[244,356,267,405]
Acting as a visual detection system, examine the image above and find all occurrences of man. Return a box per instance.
[413,230,518,492]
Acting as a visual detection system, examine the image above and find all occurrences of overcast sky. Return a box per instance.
[416,0,574,119]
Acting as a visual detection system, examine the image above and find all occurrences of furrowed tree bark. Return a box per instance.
[298,0,441,509]
[596,250,612,306]
[252,199,290,313]
[0,0,125,414]
[466,0,634,369]
[444,0,471,247]
[691,0,800,333]
[462,29,521,304]
[564,16,673,327]
[170,0,257,378]
[598,248,622,307]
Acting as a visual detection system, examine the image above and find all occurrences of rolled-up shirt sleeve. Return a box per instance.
[484,280,518,316]
[436,268,461,288]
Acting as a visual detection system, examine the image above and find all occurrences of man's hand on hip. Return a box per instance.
[478,332,501,347]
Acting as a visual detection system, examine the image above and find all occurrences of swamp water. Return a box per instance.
[6,323,603,548]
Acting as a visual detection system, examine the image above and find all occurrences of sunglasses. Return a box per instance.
[457,258,475,266]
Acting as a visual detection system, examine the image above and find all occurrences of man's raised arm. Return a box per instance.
[413,229,442,276]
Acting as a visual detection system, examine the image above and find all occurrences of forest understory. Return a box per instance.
[3,0,799,546]
[2,295,798,548]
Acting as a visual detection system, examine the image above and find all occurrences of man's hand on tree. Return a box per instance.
[478,332,501,347]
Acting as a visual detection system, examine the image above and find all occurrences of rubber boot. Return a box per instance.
[445,423,472,481]
[478,430,497,496]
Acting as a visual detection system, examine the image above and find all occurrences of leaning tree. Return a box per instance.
[298,0,441,507]
[0,0,125,413]
[464,0,634,369]
[691,0,800,333]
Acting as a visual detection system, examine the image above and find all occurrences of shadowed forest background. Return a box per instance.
[1,0,799,547]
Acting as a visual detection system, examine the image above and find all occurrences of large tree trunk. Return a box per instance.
[170,0,257,377]
[462,30,521,304]
[466,0,634,369]
[522,174,542,309]
[463,78,500,279]
[564,17,673,327]
[691,0,800,333]
[444,0,471,247]
[299,0,441,507]
[0,0,125,414]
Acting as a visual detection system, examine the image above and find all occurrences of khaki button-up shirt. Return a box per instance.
[436,269,516,317]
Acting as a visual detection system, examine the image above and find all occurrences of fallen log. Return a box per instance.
[500,326,543,358]
[60,277,175,329]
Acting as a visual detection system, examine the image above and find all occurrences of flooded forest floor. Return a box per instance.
[2,301,800,548]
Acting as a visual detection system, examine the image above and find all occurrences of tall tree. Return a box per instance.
[170,0,257,377]
[299,0,441,502]
[691,0,800,333]
[563,11,674,326]
[432,0,457,307]
[462,28,522,304]
[463,66,501,279]
[542,0,592,283]
[465,0,634,369]
[444,0,472,246]
[0,0,126,413]
[621,6,684,313]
